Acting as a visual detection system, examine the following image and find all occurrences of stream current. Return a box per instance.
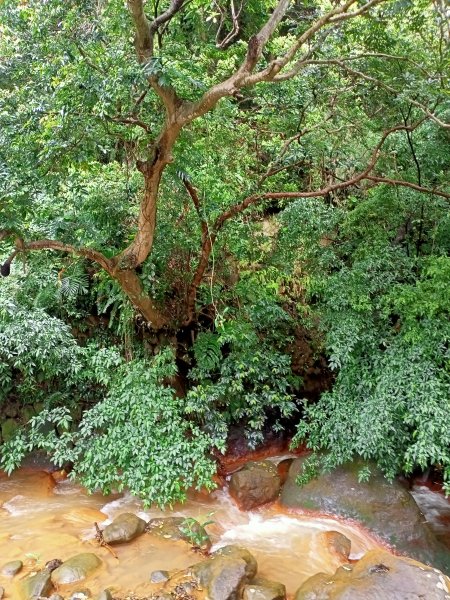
[0,466,449,598]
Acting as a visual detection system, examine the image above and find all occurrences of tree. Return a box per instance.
[1,0,448,328]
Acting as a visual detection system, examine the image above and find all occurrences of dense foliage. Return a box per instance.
[0,0,449,504]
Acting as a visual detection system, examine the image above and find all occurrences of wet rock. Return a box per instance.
[150,570,171,583]
[69,590,91,600]
[146,517,211,551]
[51,553,102,586]
[319,531,351,563]
[96,590,113,600]
[229,461,281,510]
[102,512,146,544]
[1,559,23,577]
[45,558,63,572]
[243,577,286,600]
[294,549,450,599]
[1,418,19,442]
[190,545,257,600]
[18,569,54,599]
[212,546,258,579]
[280,458,450,572]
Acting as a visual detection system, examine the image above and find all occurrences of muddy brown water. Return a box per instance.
[0,467,448,598]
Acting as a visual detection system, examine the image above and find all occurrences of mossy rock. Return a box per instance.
[1,559,23,577]
[1,418,19,442]
[280,458,450,573]
[102,512,146,544]
[243,577,286,600]
[229,461,281,510]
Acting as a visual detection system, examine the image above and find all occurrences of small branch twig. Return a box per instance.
[94,522,118,559]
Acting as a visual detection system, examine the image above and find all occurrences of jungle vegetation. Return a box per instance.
[0,0,449,506]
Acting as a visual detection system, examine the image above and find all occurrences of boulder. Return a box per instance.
[212,546,258,580]
[294,549,450,599]
[190,545,258,600]
[280,458,450,572]
[102,512,146,544]
[243,577,286,600]
[18,569,53,600]
[51,553,102,586]
[1,559,23,577]
[229,461,281,510]
[146,517,211,551]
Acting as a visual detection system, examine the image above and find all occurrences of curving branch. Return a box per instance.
[3,237,167,327]
[183,119,449,324]
[297,59,449,129]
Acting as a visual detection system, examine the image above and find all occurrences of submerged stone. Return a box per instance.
[150,569,171,583]
[146,516,211,551]
[51,553,102,585]
[1,559,23,577]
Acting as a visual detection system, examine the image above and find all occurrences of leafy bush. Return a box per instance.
[1,349,217,507]
[289,191,450,492]
[187,318,298,448]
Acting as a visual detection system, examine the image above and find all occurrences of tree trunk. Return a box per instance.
[113,268,168,328]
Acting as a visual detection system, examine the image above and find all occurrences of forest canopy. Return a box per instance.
[0,0,449,506]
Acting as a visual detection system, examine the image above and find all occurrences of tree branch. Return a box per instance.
[366,176,450,198]
[299,59,449,129]
[183,119,449,323]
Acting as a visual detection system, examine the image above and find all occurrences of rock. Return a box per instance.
[212,546,258,579]
[69,591,91,600]
[45,558,63,572]
[243,578,286,600]
[51,553,102,586]
[280,458,450,572]
[96,590,113,600]
[1,418,19,442]
[319,532,351,563]
[150,570,170,583]
[146,517,211,551]
[1,559,23,577]
[102,512,146,544]
[294,549,450,599]
[229,461,281,510]
[190,545,258,600]
[18,569,54,600]
[20,405,36,423]
[4,403,19,418]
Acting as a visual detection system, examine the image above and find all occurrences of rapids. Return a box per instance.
[0,467,448,598]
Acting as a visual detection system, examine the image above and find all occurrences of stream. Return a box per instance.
[0,464,449,598]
